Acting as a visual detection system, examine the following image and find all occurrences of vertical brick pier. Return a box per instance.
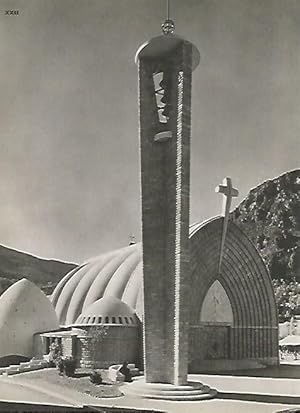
[123,29,216,400]
[138,38,195,386]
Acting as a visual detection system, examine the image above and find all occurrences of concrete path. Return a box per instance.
[191,374,300,398]
[88,373,300,413]
[0,374,97,407]
[90,398,299,413]
[0,372,299,413]
[0,376,76,406]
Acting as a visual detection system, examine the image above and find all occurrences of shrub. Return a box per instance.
[49,341,62,367]
[56,357,64,375]
[273,278,300,321]
[63,357,76,377]
[90,370,102,384]
[56,356,76,377]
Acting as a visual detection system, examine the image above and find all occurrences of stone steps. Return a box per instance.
[3,365,20,375]
[122,379,217,401]
[1,359,49,376]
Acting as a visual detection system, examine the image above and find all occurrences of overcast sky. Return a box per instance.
[0,0,299,263]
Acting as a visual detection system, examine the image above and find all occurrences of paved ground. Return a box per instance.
[281,360,300,367]
[90,397,299,413]
[191,374,300,397]
[1,370,299,413]
[0,376,78,407]
[0,374,97,407]
[204,364,300,379]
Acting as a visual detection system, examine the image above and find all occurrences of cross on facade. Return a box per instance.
[215,177,239,275]
[215,177,239,217]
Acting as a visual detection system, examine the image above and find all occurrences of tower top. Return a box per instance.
[135,1,200,70]
[135,35,200,71]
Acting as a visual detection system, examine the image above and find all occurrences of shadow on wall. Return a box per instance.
[0,354,30,367]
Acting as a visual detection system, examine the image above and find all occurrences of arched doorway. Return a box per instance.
[190,280,233,366]
[188,217,278,372]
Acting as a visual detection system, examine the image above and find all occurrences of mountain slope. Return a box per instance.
[231,169,300,281]
[0,245,76,296]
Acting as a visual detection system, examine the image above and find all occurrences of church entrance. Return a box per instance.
[189,323,231,361]
[188,280,233,372]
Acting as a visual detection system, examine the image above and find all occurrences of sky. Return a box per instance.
[0,0,299,264]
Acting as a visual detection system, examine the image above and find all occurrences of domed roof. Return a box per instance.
[0,278,59,359]
[51,224,209,325]
[52,218,273,328]
[75,296,138,326]
[51,244,143,325]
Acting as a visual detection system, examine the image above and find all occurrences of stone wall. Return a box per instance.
[78,326,139,369]
[61,337,74,358]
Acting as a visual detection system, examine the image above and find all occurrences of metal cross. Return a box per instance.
[215,177,239,275]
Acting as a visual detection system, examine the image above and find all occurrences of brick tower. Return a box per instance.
[136,20,199,386]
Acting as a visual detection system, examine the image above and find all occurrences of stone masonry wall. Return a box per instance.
[78,326,139,369]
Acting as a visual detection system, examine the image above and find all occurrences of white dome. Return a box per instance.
[74,296,138,326]
[0,278,59,359]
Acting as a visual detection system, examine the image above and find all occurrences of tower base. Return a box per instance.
[122,378,217,401]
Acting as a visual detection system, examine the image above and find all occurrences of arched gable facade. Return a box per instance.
[188,217,278,371]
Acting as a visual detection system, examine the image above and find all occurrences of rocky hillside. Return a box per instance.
[0,245,76,296]
[231,169,300,281]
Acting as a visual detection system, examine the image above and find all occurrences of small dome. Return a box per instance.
[74,296,138,326]
[0,278,59,359]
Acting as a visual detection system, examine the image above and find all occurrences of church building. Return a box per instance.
[46,212,278,372]
[0,17,279,377]
[0,213,278,372]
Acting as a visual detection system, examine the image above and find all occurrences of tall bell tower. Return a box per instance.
[136,19,199,386]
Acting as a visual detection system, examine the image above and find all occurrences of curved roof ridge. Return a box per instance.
[82,245,137,311]
[64,251,121,325]
[82,245,127,265]
[189,215,221,238]
[54,263,97,324]
[51,264,87,306]
[103,245,142,299]
[121,260,143,309]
